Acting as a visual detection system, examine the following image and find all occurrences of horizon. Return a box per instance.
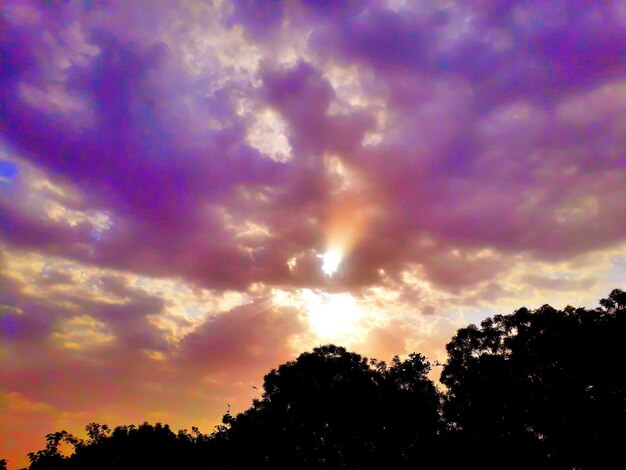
[1,1,625,468]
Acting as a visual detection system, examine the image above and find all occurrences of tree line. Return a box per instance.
[4,289,625,469]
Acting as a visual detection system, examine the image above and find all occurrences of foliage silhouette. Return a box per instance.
[25,422,212,470]
[440,288,626,469]
[211,345,440,469]
[17,289,625,470]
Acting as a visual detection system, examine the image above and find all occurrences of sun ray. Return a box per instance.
[319,154,375,278]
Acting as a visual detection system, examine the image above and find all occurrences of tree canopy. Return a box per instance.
[10,288,625,470]
[212,345,440,469]
[440,288,626,469]
[24,423,211,470]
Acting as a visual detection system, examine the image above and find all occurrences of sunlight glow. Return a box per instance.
[319,249,343,276]
[301,289,365,340]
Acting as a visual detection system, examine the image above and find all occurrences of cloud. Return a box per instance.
[177,298,307,375]
[2,0,624,293]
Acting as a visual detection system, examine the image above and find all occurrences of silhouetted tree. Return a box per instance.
[0,458,7,470]
[212,345,441,469]
[440,288,626,469]
[25,422,212,470]
[27,431,72,470]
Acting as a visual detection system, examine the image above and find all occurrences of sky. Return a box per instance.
[0,0,625,467]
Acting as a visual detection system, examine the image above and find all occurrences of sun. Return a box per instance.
[301,289,364,340]
[319,249,343,277]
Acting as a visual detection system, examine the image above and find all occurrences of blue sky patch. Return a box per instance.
[0,160,18,180]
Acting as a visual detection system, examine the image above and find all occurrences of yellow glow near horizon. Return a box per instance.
[319,249,343,276]
[301,289,365,340]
